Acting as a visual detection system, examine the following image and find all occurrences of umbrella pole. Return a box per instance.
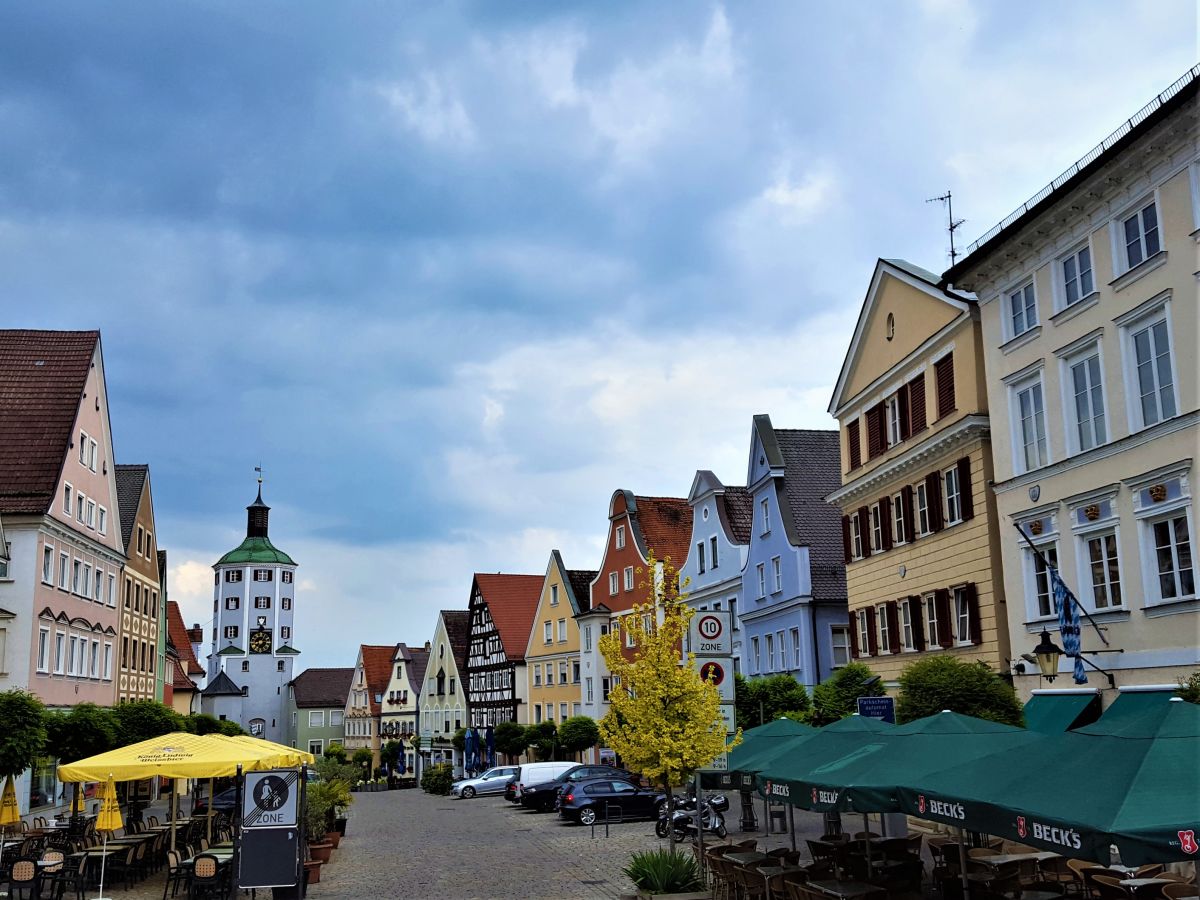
[169,780,177,853]
[206,777,213,842]
[97,830,108,900]
[788,804,796,852]
[957,827,970,898]
[863,813,872,869]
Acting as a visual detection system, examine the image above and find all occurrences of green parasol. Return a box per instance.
[755,713,893,804]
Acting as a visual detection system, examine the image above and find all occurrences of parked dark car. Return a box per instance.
[192,787,238,816]
[558,778,667,826]
[520,765,638,812]
[503,774,519,802]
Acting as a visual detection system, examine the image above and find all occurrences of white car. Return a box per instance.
[451,766,518,799]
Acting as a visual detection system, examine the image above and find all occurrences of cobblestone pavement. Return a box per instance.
[310,790,829,900]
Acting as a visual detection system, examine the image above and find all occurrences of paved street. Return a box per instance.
[310,789,829,900]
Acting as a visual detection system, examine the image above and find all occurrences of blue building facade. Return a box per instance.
[679,471,752,672]
[739,415,849,689]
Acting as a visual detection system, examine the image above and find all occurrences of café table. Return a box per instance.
[1020,892,1066,900]
[725,851,768,867]
[976,851,1060,867]
[759,864,805,893]
[807,878,886,899]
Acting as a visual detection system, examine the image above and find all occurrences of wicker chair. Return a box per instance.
[706,856,734,900]
[1092,874,1133,900]
[1161,884,1200,900]
[731,862,770,900]
[1136,865,1165,879]
[1069,859,1101,895]
[162,849,189,900]
[7,857,39,900]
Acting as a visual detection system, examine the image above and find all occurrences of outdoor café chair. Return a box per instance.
[1086,868,1137,897]
[1158,875,1196,885]
[1021,880,1068,896]
[853,831,879,840]
[1069,860,1100,894]
[188,853,227,900]
[5,858,39,900]
[162,850,188,900]
[730,862,769,900]
[1161,884,1200,900]
[969,847,1002,859]
[1092,875,1134,900]
[107,844,139,891]
[1137,866,1166,879]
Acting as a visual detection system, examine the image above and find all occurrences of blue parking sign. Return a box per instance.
[856,695,895,724]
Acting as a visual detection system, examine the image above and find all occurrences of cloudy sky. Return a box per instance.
[2,1,1195,669]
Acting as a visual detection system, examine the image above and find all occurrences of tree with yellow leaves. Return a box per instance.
[598,553,740,845]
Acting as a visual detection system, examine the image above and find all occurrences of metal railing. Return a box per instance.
[589,803,623,838]
[960,63,1200,262]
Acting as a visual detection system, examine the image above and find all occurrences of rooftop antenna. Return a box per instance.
[927,190,965,265]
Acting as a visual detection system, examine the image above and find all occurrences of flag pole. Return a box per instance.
[1013,524,1110,646]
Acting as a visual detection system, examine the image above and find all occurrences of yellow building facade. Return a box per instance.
[827,259,1010,687]
[523,551,594,728]
[944,72,1199,701]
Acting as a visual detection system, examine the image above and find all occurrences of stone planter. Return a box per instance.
[327,830,341,849]
[303,860,322,884]
[308,841,333,864]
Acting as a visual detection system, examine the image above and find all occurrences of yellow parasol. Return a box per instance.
[0,776,18,828]
[96,776,122,833]
[71,784,85,814]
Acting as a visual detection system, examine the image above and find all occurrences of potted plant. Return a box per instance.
[303,858,323,885]
[305,784,335,864]
[326,778,353,838]
[621,849,708,899]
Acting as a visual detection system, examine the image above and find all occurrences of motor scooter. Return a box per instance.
[654,793,729,839]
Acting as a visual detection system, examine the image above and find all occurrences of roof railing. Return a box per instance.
[960,64,1200,261]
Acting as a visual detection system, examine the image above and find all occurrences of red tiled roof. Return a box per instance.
[290,667,355,709]
[475,574,542,662]
[0,330,99,515]
[171,657,198,692]
[634,496,691,566]
[442,610,471,675]
[166,601,205,676]
[361,644,397,715]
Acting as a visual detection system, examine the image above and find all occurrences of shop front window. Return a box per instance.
[29,756,59,810]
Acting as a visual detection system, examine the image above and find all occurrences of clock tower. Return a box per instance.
[200,479,299,743]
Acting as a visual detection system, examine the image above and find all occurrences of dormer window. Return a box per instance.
[615,525,626,550]
[760,498,770,534]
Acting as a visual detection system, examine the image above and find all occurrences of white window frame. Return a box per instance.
[870,503,883,551]
[756,563,766,599]
[1059,343,1107,455]
[103,642,112,680]
[953,587,972,646]
[850,515,864,559]
[751,636,761,673]
[78,432,87,465]
[85,500,95,529]
[76,491,85,522]
[309,710,325,728]
[37,627,50,673]
[790,627,801,670]
[557,619,567,642]
[42,545,54,584]
[1021,526,1059,621]
[771,556,782,593]
[760,498,770,535]
[923,594,938,646]
[98,506,107,535]
[623,566,634,591]
[1081,528,1123,611]
[88,439,97,472]
[533,666,541,687]
[59,552,69,590]
[943,465,962,526]
[330,710,343,727]
[93,567,103,602]
[892,492,906,545]
[876,604,890,654]
[608,572,618,596]
[765,632,775,672]
[900,599,915,651]
[1110,194,1162,275]
[830,625,850,668]
[1009,370,1050,474]
[1055,240,1096,310]
[63,483,73,515]
[1137,499,1196,606]
[885,393,902,447]
[107,573,116,606]
[1007,280,1038,339]
[550,584,558,606]
[1119,297,1179,433]
[615,525,626,550]
[54,631,65,674]
[857,610,870,657]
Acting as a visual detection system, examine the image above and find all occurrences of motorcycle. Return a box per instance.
[654,792,729,839]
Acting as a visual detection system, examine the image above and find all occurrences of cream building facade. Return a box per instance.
[941,68,1199,701]
[419,610,470,775]
[828,259,1010,687]
[524,551,593,728]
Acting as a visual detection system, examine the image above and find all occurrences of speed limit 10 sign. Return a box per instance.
[689,609,731,656]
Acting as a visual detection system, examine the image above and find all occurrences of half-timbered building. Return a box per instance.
[465,573,542,727]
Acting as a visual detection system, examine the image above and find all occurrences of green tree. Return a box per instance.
[1177,672,1200,704]
[557,716,600,759]
[380,740,403,769]
[897,657,1023,726]
[810,662,885,726]
[351,748,374,772]
[324,742,347,763]
[181,713,224,735]
[527,722,558,761]
[111,700,182,746]
[0,690,47,777]
[492,721,528,763]
[450,728,467,754]
[45,704,117,763]
[217,720,245,736]
[734,674,813,731]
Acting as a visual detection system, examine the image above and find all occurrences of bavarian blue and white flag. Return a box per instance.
[1051,567,1087,684]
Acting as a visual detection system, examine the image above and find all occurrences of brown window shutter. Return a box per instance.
[909,596,926,651]
[935,354,955,420]
[908,373,927,433]
[866,404,885,459]
[901,485,915,543]
[885,601,900,654]
[842,516,852,564]
[849,616,860,658]
[857,507,872,558]
[847,419,862,470]
[898,387,911,442]
[926,472,945,532]
[935,589,952,648]
[880,497,893,551]
[957,456,974,521]
[866,607,879,655]
[966,583,982,645]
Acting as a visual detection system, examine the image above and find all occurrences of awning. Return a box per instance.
[58,732,312,783]
[1024,690,1101,732]
[698,717,815,788]
[1090,687,1176,731]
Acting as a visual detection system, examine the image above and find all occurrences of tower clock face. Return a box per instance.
[249,630,273,654]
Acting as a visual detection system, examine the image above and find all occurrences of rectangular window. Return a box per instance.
[534,704,542,724]
[730,598,738,631]
[1015,378,1049,472]
[608,573,618,596]
[857,610,870,657]
[103,643,112,679]
[81,564,91,597]
[935,354,955,419]
[790,628,800,669]
[253,569,273,582]
[710,536,718,569]
[915,483,930,536]
[54,632,65,674]
[281,626,291,639]
[63,484,72,515]
[761,498,770,534]
[954,588,971,644]
[223,625,239,639]
[900,600,914,650]
[943,466,962,526]
[42,546,53,584]
[254,596,271,609]
[583,625,592,651]
[309,710,325,728]
[241,660,250,672]
[1060,244,1094,306]
[90,640,99,678]
[543,621,552,643]
[281,571,293,584]
[37,628,50,672]
[886,394,902,447]
[831,626,850,668]
[550,584,559,605]
[533,666,541,687]
[1069,352,1106,452]
[71,559,81,594]
[1030,544,1059,618]
[68,636,78,676]
[93,568,103,602]
[892,492,907,545]
[923,596,938,647]
[86,500,96,529]
[98,507,107,535]
[88,438,97,471]
[1151,514,1195,601]
[282,598,292,610]
[615,525,625,549]
[624,621,634,648]
[601,677,611,701]
[560,702,568,721]
[559,661,568,685]
[225,570,243,583]
[623,566,634,591]
[876,604,890,653]
[330,710,343,727]
[106,574,115,606]
[771,556,782,593]
[1008,282,1037,336]
[847,419,862,470]
[751,637,761,673]
[870,504,883,551]
[59,553,69,589]
[697,541,706,574]
[79,432,87,464]
[765,633,775,672]
[557,619,567,642]
[137,526,144,554]
[1121,200,1160,270]
[226,597,240,610]
[756,563,766,599]
[1086,533,1122,609]
[1131,318,1176,428]
[76,491,84,522]
[585,677,594,703]
[572,660,580,683]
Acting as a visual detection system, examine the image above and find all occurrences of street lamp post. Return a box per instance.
[1033,630,1064,680]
